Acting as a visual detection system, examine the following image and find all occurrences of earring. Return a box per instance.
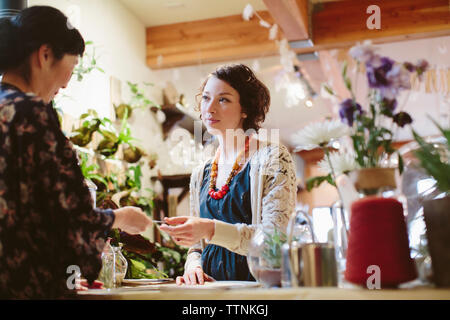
[242,114,247,118]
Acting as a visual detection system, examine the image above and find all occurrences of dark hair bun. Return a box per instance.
[0,6,85,79]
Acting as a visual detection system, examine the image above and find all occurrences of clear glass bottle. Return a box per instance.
[98,240,128,288]
[331,200,349,287]
[98,239,115,289]
[113,243,128,287]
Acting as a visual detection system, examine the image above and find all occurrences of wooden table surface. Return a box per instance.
[77,281,450,300]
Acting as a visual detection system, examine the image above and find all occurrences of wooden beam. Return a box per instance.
[312,0,450,47]
[297,58,328,94]
[146,11,281,69]
[263,0,310,40]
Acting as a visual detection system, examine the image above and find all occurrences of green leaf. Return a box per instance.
[345,78,352,91]
[398,152,404,175]
[428,116,450,146]
[342,61,348,78]
[323,84,335,96]
[306,174,335,191]
[412,128,450,193]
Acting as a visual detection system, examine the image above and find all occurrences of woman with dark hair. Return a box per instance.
[160,64,297,285]
[0,6,151,299]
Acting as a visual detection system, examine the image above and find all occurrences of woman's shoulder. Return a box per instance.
[251,139,292,163]
[190,158,212,183]
[1,84,45,106]
[1,85,47,121]
[1,88,52,136]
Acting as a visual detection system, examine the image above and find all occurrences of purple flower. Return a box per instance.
[393,112,413,127]
[366,55,412,99]
[339,99,362,127]
[380,98,398,116]
[403,62,415,72]
[366,56,394,88]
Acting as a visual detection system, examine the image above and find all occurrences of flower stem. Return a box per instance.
[323,146,344,202]
[323,146,349,236]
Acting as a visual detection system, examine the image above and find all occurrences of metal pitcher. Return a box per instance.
[284,209,338,287]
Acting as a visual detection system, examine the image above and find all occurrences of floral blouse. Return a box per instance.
[0,83,115,299]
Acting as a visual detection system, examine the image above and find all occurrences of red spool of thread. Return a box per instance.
[345,196,417,287]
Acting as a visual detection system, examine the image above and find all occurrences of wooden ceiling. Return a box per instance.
[146,0,450,93]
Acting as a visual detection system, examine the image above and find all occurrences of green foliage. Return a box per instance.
[125,253,168,279]
[72,41,105,82]
[306,174,335,191]
[261,229,287,269]
[66,44,185,280]
[412,118,450,193]
[78,151,108,188]
[127,81,160,110]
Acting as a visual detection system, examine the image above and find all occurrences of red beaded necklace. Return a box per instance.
[208,136,251,200]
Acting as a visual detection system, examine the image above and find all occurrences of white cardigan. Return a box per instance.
[184,140,297,272]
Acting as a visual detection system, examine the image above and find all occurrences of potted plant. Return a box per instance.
[247,227,287,287]
[321,41,428,195]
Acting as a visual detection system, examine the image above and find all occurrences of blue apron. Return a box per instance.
[199,160,255,281]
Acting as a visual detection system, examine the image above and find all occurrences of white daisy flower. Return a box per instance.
[292,120,350,151]
[317,149,360,176]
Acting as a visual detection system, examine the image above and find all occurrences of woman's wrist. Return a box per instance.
[111,209,121,229]
[203,218,215,241]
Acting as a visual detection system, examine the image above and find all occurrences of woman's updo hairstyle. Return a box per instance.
[0,6,85,82]
[197,64,271,132]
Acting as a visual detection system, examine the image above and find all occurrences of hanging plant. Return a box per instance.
[123,145,145,163]
[78,151,108,189]
[116,107,145,162]
[96,120,120,157]
[114,103,133,120]
[72,41,105,82]
[69,109,102,147]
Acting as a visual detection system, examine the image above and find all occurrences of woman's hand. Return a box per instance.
[112,206,152,234]
[176,266,215,285]
[159,216,215,247]
[75,279,104,291]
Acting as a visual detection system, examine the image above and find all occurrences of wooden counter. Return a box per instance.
[77,281,450,300]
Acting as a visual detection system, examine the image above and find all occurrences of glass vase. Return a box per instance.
[331,200,349,287]
[247,226,284,288]
[98,241,128,288]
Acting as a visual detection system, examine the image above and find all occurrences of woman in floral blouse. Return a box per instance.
[0,6,151,299]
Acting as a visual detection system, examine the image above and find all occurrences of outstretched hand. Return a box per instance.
[159,216,215,247]
[176,266,215,285]
[112,206,152,234]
